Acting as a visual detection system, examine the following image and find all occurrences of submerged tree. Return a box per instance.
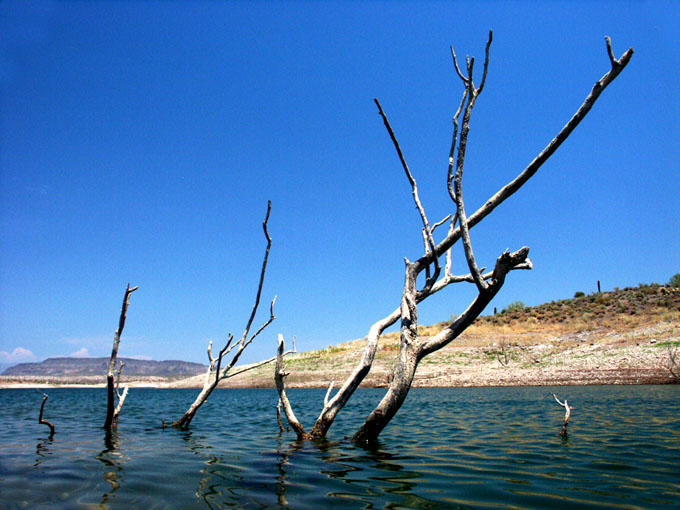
[171,201,278,429]
[104,284,138,430]
[276,33,633,442]
[553,394,572,436]
[38,392,56,438]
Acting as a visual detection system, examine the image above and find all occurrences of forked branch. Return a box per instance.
[171,201,277,429]
[421,36,634,273]
[553,394,572,436]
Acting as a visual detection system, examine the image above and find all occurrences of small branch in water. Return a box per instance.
[39,393,55,438]
[553,393,572,436]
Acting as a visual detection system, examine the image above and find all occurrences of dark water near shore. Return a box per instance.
[1,386,678,509]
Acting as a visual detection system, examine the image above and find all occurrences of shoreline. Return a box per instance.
[4,286,678,390]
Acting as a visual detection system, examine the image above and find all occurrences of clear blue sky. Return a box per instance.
[1,1,678,368]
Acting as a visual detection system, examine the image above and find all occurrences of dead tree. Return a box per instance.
[104,284,138,430]
[171,201,277,429]
[38,393,55,438]
[553,394,572,435]
[496,338,509,366]
[276,33,633,442]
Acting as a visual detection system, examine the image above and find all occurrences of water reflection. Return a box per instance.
[34,436,54,468]
[181,429,241,509]
[96,430,126,508]
[4,387,677,509]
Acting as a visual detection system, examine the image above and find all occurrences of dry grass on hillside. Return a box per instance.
[198,283,679,389]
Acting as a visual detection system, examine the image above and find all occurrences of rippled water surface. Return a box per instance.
[1,386,679,509]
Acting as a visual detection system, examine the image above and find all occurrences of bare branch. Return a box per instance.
[605,36,617,67]
[115,361,125,399]
[275,335,307,439]
[431,214,452,234]
[324,381,335,407]
[444,42,634,261]
[223,333,237,355]
[244,296,278,349]
[444,216,456,276]
[207,340,215,364]
[38,393,55,438]
[477,30,493,93]
[374,98,440,282]
[553,394,572,435]
[451,47,489,292]
[450,45,468,83]
[447,89,468,204]
[237,200,273,347]
[225,339,296,379]
[420,247,530,356]
[172,201,276,428]
[113,387,128,425]
[410,39,634,282]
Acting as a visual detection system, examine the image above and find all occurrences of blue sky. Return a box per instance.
[1,1,678,368]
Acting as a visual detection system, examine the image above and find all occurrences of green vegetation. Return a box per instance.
[574,291,585,298]
[503,301,526,313]
[669,273,680,287]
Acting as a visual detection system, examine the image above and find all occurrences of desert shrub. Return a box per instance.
[503,301,526,312]
[574,291,585,298]
[669,273,680,287]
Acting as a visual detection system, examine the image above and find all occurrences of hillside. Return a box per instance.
[3,357,206,378]
[2,283,678,389]
[166,283,679,389]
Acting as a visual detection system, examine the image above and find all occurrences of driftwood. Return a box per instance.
[38,393,55,438]
[104,284,138,430]
[171,201,278,428]
[553,394,572,436]
[276,33,633,442]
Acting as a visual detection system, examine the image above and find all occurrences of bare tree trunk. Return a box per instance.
[104,284,138,430]
[353,346,419,442]
[277,33,633,442]
[275,334,307,439]
[39,393,55,438]
[171,201,278,428]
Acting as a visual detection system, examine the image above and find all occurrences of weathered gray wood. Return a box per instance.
[553,394,572,436]
[172,202,277,429]
[281,34,633,442]
[275,334,306,439]
[104,284,138,430]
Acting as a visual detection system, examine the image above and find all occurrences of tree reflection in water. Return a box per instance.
[96,429,126,508]
[34,436,54,468]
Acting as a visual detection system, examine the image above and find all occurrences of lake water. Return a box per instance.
[0,386,678,509]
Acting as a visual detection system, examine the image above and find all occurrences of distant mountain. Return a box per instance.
[2,357,207,377]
